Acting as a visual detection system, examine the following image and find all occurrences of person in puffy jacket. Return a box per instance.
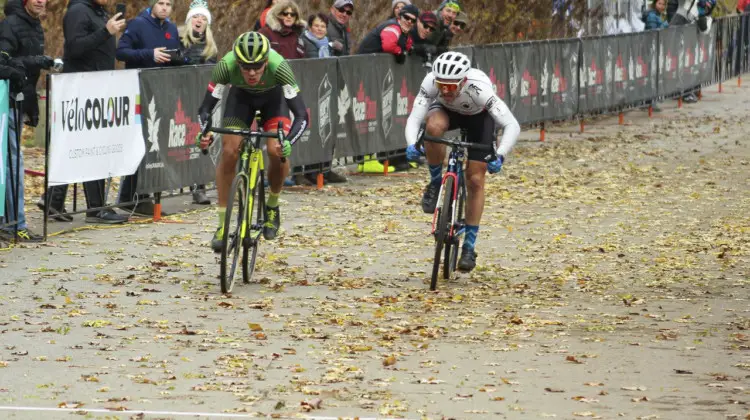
[643,0,669,30]
[356,3,417,62]
[258,0,306,60]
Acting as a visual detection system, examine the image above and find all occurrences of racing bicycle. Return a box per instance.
[202,122,285,293]
[417,125,495,291]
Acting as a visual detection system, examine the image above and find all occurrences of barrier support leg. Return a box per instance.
[719,81,723,93]
[383,160,390,176]
[540,123,545,142]
[618,111,624,125]
[739,75,742,87]
[677,96,683,108]
[153,193,162,222]
[697,90,702,100]
[579,118,584,133]
[72,183,78,213]
[316,173,324,190]
[648,105,653,118]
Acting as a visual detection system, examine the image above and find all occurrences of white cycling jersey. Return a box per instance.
[405,68,520,158]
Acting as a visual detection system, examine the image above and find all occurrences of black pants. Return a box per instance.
[47,179,107,218]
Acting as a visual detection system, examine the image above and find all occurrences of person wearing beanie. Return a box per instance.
[449,10,469,35]
[391,0,411,18]
[179,0,218,204]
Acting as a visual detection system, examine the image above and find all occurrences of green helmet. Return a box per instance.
[233,32,270,65]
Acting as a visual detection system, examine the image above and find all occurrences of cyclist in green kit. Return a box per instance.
[197,32,308,252]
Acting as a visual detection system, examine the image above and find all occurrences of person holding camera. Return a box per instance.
[0,0,56,242]
[115,0,180,216]
[39,0,130,225]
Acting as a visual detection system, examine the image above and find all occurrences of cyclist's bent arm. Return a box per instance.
[405,76,438,145]
[284,93,308,145]
[198,59,233,131]
[486,95,520,158]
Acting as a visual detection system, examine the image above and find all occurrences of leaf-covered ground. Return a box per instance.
[1,81,749,419]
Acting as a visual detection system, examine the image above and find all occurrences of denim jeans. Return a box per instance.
[2,109,26,231]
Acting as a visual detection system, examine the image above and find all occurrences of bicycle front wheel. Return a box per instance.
[220,173,247,294]
[431,176,454,291]
[242,170,265,284]
[445,181,464,278]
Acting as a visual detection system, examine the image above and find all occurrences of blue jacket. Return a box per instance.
[116,8,180,69]
[642,9,668,30]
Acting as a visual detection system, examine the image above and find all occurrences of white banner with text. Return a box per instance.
[48,70,145,186]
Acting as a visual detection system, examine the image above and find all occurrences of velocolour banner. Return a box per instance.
[0,80,8,216]
[48,70,145,186]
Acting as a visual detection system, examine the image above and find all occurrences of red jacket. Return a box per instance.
[738,0,750,12]
[258,8,305,60]
[357,19,413,55]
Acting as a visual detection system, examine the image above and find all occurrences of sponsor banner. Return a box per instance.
[540,40,579,120]
[696,25,717,85]
[287,58,337,167]
[48,70,145,186]
[507,42,544,124]
[659,27,682,96]
[628,30,659,103]
[391,57,426,145]
[137,66,215,194]
[0,80,7,216]
[473,44,512,103]
[334,55,391,158]
[580,36,615,113]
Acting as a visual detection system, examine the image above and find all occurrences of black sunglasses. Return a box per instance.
[452,21,466,29]
[423,23,436,32]
[402,15,417,23]
[336,7,353,15]
[279,11,297,17]
[239,61,266,70]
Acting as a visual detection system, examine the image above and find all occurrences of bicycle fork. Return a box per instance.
[431,172,459,239]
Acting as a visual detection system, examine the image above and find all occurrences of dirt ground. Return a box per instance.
[0,79,749,420]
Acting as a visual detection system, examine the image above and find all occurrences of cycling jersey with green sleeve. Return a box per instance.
[208,49,300,99]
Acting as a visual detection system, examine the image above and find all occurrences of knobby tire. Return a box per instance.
[220,174,247,294]
[431,176,454,291]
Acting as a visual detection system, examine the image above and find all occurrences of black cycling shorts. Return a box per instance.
[428,103,496,163]
[223,85,291,131]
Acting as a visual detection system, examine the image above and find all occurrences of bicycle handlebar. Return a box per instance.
[200,121,287,163]
[417,123,495,154]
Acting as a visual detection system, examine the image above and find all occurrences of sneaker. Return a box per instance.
[357,160,395,174]
[36,199,73,222]
[263,206,281,240]
[421,182,441,214]
[651,104,662,112]
[457,248,477,272]
[15,229,44,243]
[192,190,211,205]
[683,93,698,103]
[393,161,411,172]
[324,170,347,184]
[85,209,128,225]
[211,227,223,253]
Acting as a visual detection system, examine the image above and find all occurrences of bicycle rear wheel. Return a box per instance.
[220,173,247,294]
[431,176,454,291]
[242,171,265,284]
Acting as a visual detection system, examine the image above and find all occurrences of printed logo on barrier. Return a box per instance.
[488,68,507,100]
[605,46,614,87]
[508,56,519,109]
[338,84,350,126]
[543,61,568,104]
[353,82,377,134]
[395,77,415,125]
[318,74,332,147]
[519,69,539,106]
[615,53,628,88]
[633,54,649,87]
[60,95,136,132]
[381,69,394,138]
[663,48,678,78]
[146,97,161,155]
[167,98,202,163]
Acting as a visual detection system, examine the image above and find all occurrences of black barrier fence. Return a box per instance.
[25,15,750,207]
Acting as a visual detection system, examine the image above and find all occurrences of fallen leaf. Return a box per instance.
[674,369,693,374]
[545,387,565,393]
[566,355,584,364]
[631,396,649,402]
[248,323,263,331]
[383,355,397,367]
[621,386,648,391]
[584,382,604,387]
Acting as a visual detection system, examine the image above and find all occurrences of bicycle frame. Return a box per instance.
[237,137,266,243]
[431,137,467,242]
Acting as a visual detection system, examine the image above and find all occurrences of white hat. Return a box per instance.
[186,0,212,25]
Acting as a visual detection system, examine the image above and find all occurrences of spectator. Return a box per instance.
[259,0,306,185]
[258,0,305,60]
[390,0,411,18]
[39,0,130,225]
[357,4,417,60]
[0,0,55,242]
[450,11,468,36]
[116,0,180,216]
[667,0,679,22]
[738,0,750,12]
[432,0,461,51]
[179,0,217,204]
[643,0,668,31]
[302,13,331,58]
[300,13,347,185]
[410,11,441,61]
[328,0,354,57]
[672,0,715,103]
[253,0,278,30]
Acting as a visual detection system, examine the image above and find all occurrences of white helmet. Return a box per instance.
[432,51,471,80]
